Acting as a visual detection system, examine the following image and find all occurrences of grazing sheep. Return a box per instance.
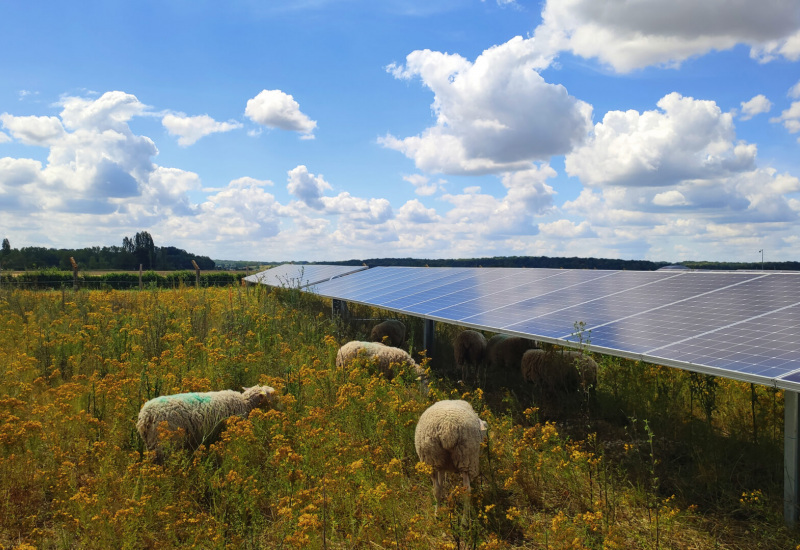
[415,400,488,507]
[453,330,487,382]
[487,334,539,371]
[521,349,598,397]
[370,319,406,347]
[336,340,427,393]
[137,385,278,462]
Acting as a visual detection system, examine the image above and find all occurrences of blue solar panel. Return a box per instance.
[244,264,367,288]
[310,267,800,391]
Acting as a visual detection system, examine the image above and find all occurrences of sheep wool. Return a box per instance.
[370,319,406,347]
[137,385,277,461]
[453,330,487,369]
[415,399,488,503]
[487,334,538,371]
[336,341,427,392]
[521,349,598,396]
[453,330,487,381]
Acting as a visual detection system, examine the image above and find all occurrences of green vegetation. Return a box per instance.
[0,285,798,548]
[0,232,215,271]
[0,269,243,290]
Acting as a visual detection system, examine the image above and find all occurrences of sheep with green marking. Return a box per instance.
[136,385,278,462]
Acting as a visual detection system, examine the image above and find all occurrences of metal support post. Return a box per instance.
[785,389,800,526]
[332,299,348,319]
[423,319,435,359]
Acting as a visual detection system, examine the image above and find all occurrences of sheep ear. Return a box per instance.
[242,386,250,392]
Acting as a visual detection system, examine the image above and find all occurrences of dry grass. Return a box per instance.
[0,285,797,549]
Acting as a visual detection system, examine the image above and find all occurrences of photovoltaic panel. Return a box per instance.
[310,267,800,392]
[243,264,367,288]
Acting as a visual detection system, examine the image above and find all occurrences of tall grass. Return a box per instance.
[0,285,797,549]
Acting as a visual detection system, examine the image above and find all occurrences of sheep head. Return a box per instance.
[242,385,279,409]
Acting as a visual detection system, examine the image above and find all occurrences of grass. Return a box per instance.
[0,284,798,549]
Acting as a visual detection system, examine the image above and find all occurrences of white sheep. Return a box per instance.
[370,319,406,347]
[453,330,487,382]
[136,385,278,462]
[414,399,488,507]
[521,349,598,397]
[336,340,427,393]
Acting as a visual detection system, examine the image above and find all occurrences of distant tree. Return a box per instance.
[121,231,156,269]
[1,238,10,256]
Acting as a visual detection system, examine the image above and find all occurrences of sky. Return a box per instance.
[1,1,799,263]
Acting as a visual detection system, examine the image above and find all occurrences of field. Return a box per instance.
[1,284,798,549]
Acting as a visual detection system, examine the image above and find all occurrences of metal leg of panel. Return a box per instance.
[332,299,348,319]
[785,390,800,526]
[423,319,435,359]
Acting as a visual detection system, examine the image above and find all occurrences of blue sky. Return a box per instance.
[1,0,799,263]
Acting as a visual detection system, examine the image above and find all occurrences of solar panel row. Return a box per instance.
[243,264,367,288]
[305,267,800,392]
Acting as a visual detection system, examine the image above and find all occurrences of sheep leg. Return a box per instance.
[461,471,473,524]
[432,470,445,511]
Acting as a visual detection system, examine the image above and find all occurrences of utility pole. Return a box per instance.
[758,249,764,271]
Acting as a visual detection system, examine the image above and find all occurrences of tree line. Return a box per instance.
[327,256,800,271]
[0,231,215,271]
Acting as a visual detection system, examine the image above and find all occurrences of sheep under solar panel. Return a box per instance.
[309,267,800,391]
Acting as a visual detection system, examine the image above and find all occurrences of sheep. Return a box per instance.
[370,319,406,347]
[336,340,427,393]
[415,400,488,508]
[486,334,539,376]
[521,349,598,397]
[453,330,487,383]
[137,385,278,462]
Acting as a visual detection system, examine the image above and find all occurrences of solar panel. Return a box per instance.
[244,264,367,288]
[311,267,800,392]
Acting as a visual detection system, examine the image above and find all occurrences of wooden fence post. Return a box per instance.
[139,264,143,290]
[191,260,200,288]
[70,257,79,290]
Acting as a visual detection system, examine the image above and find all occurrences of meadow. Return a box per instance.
[0,284,798,549]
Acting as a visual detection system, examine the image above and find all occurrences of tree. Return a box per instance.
[1,238,10,256]
[133,231,155,269]
[122,231,156,269]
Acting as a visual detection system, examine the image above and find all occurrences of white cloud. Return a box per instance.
[0,132,10,143]
[397,199,438,223]
[652,190,689,206]
[565,92,755,187]
[790,80,800,99]
[533,0,800,72]
[162,113,243,146]
[403,174,444,196]
[750,29,800,62]
[0,114,65,145]
[381,36,592,174]
[59,91,148,131]
[538,219,594,238]
[164,177,283,242]
[245,89,317,137]
[287,165,332,209]
[770,101,800,133]
[739,94,772,120]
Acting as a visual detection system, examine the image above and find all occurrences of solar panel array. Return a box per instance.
[305,267,800,392]
[243,264,367,288]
